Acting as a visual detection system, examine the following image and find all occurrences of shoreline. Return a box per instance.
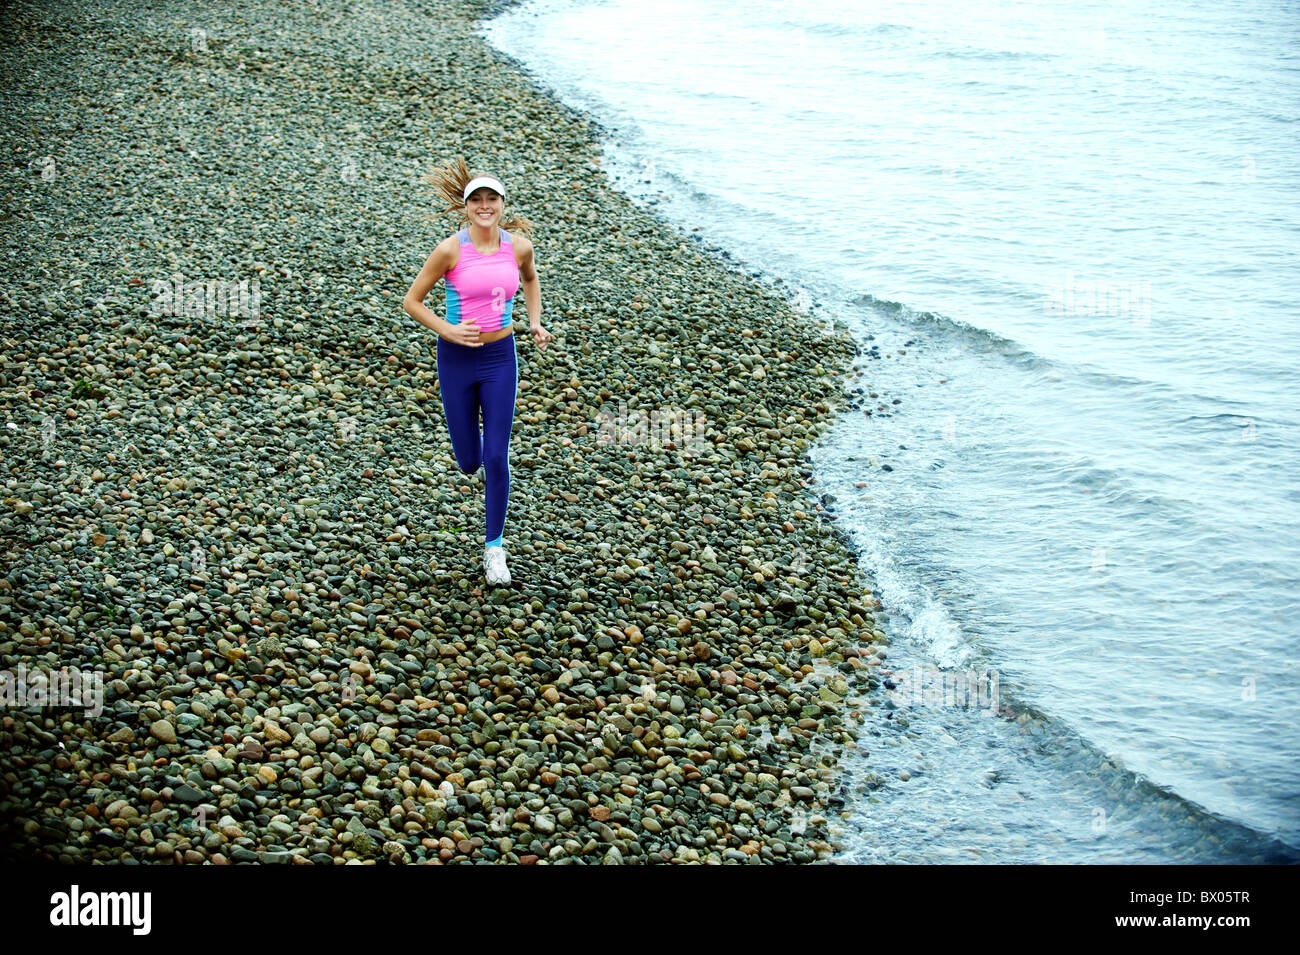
[0,0,887,864]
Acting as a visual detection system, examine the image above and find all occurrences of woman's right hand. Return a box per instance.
[441,320,483,347]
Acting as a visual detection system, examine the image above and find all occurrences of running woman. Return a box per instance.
[404,158,552,585]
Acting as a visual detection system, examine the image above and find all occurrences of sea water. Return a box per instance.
[485,0,1300,862]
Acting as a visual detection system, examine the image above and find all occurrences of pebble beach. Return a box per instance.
[0,0,888,865]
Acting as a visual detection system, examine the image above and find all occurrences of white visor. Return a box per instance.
[463,176,505,201]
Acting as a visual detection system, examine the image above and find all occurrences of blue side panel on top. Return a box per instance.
[445,282,461,325]
[500,228,514,327]
[447,228,469,324]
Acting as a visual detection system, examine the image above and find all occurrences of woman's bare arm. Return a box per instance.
[513,233,551,351]
[403,235,460,337]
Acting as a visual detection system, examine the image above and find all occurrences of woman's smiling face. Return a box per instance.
[466,187,503,227]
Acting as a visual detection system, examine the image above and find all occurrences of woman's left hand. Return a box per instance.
[530,321,552,352]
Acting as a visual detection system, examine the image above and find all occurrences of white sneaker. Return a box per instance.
[485,547,511,586]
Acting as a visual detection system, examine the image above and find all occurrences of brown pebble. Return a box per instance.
[149,719,176,744]
[240,740,266,761]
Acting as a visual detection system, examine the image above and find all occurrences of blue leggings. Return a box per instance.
[436,332,518,548]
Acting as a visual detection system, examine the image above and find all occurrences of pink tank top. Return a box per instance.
[444,227,520,334]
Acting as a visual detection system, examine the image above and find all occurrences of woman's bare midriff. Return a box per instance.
[442,325,514,345]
